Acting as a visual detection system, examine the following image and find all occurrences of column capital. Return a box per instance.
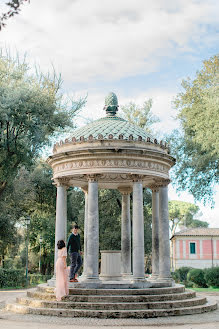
[53,178,69,187]
[153,179,171,188]
[149,185,160,192]
[81,186,88,194]
[130,174,144,182]
[118,186,132,195]
[86,174,100,182]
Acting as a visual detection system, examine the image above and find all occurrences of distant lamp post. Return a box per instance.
[39,236,43,273]
[25,216,31,287]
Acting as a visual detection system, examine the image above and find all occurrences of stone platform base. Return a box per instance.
[47,277,174,289]
[6,283,217,318]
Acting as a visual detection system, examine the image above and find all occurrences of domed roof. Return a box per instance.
[71,93,155,141]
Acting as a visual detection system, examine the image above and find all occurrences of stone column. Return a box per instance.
[158,181,172,282]
[54,179,67,275]
[119,187,132,279]
[81,186,88,277]
[150,187,160,280]
[85,176,100,281]
[132,178,145,281]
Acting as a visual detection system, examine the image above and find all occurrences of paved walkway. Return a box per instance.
[0,288,219,329]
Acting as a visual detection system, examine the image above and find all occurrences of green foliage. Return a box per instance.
[171,55,219,204]
[187,268,207,288]
[204,267,219,287]
[120,98,159,134]
[169,200,208,236]
[28,274,52,285]
[0,268,51,288]
[98,189,121,251]
[0,268,26,287]
[172,267,192,285]
[0,160,56,274]
[0,52,85,196]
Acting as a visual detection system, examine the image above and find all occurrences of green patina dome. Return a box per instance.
[71,93,155,141]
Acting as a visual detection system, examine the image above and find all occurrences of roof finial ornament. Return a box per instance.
[104,92,119,116]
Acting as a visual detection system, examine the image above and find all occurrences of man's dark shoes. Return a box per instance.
[69,278,78,282]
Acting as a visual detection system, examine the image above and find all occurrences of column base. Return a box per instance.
[150,274,159,281]
[80,276,100,283]
[122,272,132,280]
[100,275,122,281]
[47,276,56,287]
[131,278,152,288]
[157,276,175,285]
[131,276,146,282]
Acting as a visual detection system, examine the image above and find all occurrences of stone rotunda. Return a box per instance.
[48,92,175,287]
[6,93,217,318]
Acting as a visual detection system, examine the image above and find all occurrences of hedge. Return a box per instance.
[187,268,207,287]
[0,268,51,288]
[173,267,191,284]
[204,267,219,287]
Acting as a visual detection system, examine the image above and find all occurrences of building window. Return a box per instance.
[190,242,196,254]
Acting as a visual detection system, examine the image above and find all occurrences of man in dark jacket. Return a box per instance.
[67,224,82,282]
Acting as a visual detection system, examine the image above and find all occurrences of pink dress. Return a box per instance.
[55,247,69,301]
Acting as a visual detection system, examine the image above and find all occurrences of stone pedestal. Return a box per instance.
[100,251,122,281]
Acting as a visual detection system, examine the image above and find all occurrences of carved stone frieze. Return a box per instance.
[53,158,169,175]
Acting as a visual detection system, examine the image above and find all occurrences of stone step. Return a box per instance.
[16,296,207,310]
[47,281,173,289]
[37,284,185,296]
[6,301,217,318]
[27,290,195,303]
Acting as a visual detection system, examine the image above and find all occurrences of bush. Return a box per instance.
[185,280,194,288]
[0,269,51,288]
[171,271,180,282]
[187,268,207,287]
[29,274,52,285]
[0,268,26,288]
[173,267,191,284]
[204,267,219,287]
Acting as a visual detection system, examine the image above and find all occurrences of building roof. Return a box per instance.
[71,115,155,141]
[70,92,158,142]
[171,228,219,239]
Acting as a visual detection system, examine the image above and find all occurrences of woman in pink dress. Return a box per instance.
[55,240,69,301]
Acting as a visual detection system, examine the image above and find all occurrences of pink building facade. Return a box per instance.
[171,228,219,270]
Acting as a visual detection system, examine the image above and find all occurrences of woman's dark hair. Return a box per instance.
[57,240,65,249]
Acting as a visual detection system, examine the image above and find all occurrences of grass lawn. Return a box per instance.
[190,287,219,292]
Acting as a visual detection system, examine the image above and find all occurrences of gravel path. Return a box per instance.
[0,289,219,329]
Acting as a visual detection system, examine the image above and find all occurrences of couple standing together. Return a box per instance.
[55,224,83,301]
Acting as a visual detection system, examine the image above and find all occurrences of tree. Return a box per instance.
[0,52,85,197]
[120,99,159,134]
[0,160,57,273]
[171,55,219,204]
[169,200,209,237]
[0,1,29,31]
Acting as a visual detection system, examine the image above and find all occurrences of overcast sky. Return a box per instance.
[0,0,218,226]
